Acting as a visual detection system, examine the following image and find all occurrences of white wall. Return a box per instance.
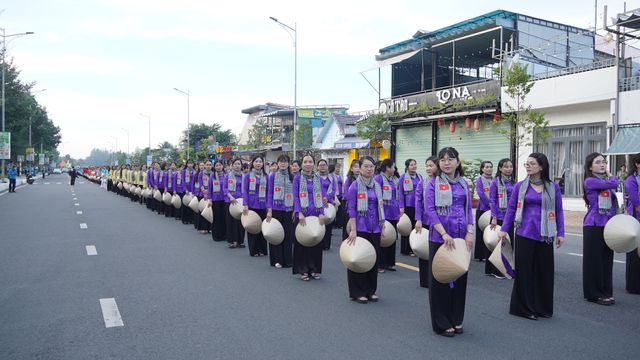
[238,112,261,145]
[619,89,640,125]
[317,119,342,150]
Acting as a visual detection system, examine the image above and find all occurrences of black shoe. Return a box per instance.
[439,329,455,337]
[525,314,538,321]
[454,326,464,334]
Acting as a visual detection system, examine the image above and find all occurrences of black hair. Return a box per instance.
[276,154,290,163]
[347,159,359,183]
[328,164,336,173]
[496,158,513,185]
[230,158,243,167]
[480,161,493,174]
[629,153,640,177]
[317,159,328,166]
[404,158,416,174]
[358,156,376,171]
[583,152,605,206]
[380,158,398,177]
[527,153,551,183]
[436,147,464,177]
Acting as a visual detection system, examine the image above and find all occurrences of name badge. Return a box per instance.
[517,201,522,209]
[249,178,255,183]
[484,187,490,193]
[213,181,219,187]
[404,179,411,185]
[548,212,556,220]
[316,193,322,199]
[275,186,282,193]
[186,173,190,182]
[498,194,503,199]
[259,185,266,193]
[439,184,449,191]
[203,176,208,183]
[383,185,390,191]
[300,193,307,198]
[357,193,366,199]
[228,179,233,184]
[600,191,609,197]
[286,194,292,200]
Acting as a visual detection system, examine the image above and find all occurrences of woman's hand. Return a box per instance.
[242,205,248,215]
[266,210,272,222]
[465,232,474,252]
[490,218,497,230]
[399,207,405,217]
[556,236,565,249]
[442,234,455,250]
[298,213,306,226]
[347,229,357,244]
[415,220,423,234]
[498,231,507,241]
[319,215,325,226]
[323,198,328,207]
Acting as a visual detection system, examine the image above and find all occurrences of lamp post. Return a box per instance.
[173,88,190,160]
[269,17,297,158]
[1,28,34,179]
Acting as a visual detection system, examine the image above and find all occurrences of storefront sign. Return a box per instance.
[215,145,237,153]
[26,147,35,161]
[0,132,10,159]
[17,155,24,162]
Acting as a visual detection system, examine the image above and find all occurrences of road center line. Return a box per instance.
[74,203,80,206]
[56,182,61,184]
[567,252,583,257]
[396,262,419,272]
[80,223,88,229]
[86,245,97,255]
[73,197,78,200]
[99,298,124,328]
[77,211,83,214]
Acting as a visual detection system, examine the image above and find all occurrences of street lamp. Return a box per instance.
[269,17,297,158]
[173,88,190,160]
[139,113,151,157]
[1,28,34,179]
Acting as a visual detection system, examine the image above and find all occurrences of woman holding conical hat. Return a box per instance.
[488,158,515,278]
[208,160,227,242]
[224,158,246,249]
[474,161,493,262]
[173,163,185,217]
[624,153,640,294]
[330,163,345,229]
[342,160,360,240]
[499,153,565,320]
[399,159,423,256]
[146,163,156,211]
[292,154,327,281]
[266,154,295,268]
[156,162,168,215]
[242,155,269,257]
[182,160,197,224]
[164,162,177,218]
[581,152,618,305]
[346,156,384,303]
[195,161,213,234]
[138,165,147,205]
[317,159,336,251]
[192,162,205,230]
[425,147,474,337]
[374,159,400,273]
[415,156,438,288]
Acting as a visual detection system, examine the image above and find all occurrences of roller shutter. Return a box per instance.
[394,124,434,175]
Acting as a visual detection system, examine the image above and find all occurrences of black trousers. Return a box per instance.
[583,226,613,300]
[322,222,334,250]
[107,180,112,192]
[428,241,467,332]
[181,203,192,224]
[474,210,488,261]
[293,219,323,275]
[419,258,429,288]
[211,200,227,241]
[626,250,640,294]
[225,203,245,245]
[247,208,268,256]
[269,210,294,267]
[70,176,76,186]
[378,219,397,269]
[510,235,554,318]
[400,207,416,255]
[156,189,166,215]
[335,201,346,228]
[8,179,16,192]
[348,232,380,298]
[341,200,350,240]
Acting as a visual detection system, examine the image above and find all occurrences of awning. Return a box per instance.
[363,49,421,72]
[606,126,640,155]
[333,137,370,149]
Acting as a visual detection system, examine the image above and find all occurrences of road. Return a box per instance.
[1,174,639,360]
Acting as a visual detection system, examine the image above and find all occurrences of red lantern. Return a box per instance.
[449,120,456,133]
[464,117,472,129]
[473,118,481,131]
[437,118,444,128]
[493,112,501,123]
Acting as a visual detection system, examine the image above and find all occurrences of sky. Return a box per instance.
[1,0,637,158]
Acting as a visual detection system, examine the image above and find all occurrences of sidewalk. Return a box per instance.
[0,177,29,194]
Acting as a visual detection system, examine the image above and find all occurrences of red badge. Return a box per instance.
[213,181,219,187]
[517,201,522,209]
[383,185,390,191]
[275,186,281,192]
[498,194,503,199]
[316,193,322,199]
[357,193,366,199]
[404,179,411,185]
[439,184,449,191]
[228,179,233,184]
[548,212,556,220]
[600,191,609,197]
[300,193,307,198]
[484,187,490,193]
[286,194,292,200]
[249,178,255,183]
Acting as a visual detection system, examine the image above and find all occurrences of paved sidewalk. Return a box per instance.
[0,177,29,194]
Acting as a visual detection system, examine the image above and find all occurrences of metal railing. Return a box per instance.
[620,76,640,92]
[530,58,616,81]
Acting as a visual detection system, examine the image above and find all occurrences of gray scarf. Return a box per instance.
[381,173,398,204]
[273,169,293,210]
[498,176,512,210]
[212,171,224,194]
[227,171,243,192]
[593,172,615,214]
[515,177,557,243]
[403,173,421,193]
[298,170,323,211]
[356,175,385,226]
[249,169,266,201]
[201,171,211,191]
[434,173,469,216]
[480,175,492,195]
[167,171,173,190]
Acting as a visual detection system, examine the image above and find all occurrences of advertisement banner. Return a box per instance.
[26,147,35,161]
[0,132,10,159]
[146,155,153,166]
[17,155,25,162]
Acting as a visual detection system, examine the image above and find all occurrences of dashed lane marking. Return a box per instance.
[566,252,625,264]
[77,211,83,214]
[74,203,80,206]
[86,245,97,255]
[99,298,124,328]
[80,223,88,229]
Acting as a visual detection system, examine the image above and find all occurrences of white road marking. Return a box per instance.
[567,252,583,257]
[44,182,50,185]
[99,298,124,328]
[56,182,61,184]
[565,232,582,237]
[566,252,625,264]
[80,223,88,229]
[86,245,97,255]
[74,203,80,206]
[77,211,83,214]
[80,182,85,184]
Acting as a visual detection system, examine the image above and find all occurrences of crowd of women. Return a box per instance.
[97,148,640,338]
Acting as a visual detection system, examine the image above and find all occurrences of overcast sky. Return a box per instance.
[1,0,636,158]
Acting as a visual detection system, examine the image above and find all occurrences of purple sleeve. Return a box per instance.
[207,174,213,200]
[242,173,249,205]
[347,181,357,219]
[222,174,229,197]
[467,181,474,225]
[500,182,521,234]
[476,177,490,207]
[342,177,350,200]
[489,179,499,219]
[266,173,275,209]
[425,179,440,226]
[584,176,619,191]
[555,183,565,237]
[293,175,302,214]
[415,179,424,222]
[398,174,406,209]
[627,176,640,208]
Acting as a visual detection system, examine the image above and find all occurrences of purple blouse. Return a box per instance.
[292,174,326,218]
[266,172,293,211]
[414,178,428,224]
[374,174,400,221]
[425,178,474,244]
[583,176,618,227]
[489,178,515,221]
[319,175,335,203]
[207,173,226,202]
[501,182,565,241]
[198,171,212,198]
[475,176,492,211]
[183,169,196,193]
[174,170,185,193]
[147,169,155,188]
[347,181,382,234]
[398,173,422,209]
[156,170,167,190]
[223,173,243,204]
[625,175,640,221]
[242,172,268,210]
[335,175,344,198]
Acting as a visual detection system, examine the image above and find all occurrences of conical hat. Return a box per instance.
[339,236,376,273]
[397,213,412,236]
[163,192,172,205]
[172,194,182,209]
[241,210,262,234]
[295,216,326,247]
[324,204,337,224]
[334,198,341,207]
[201,206,214,223]
[262,218,284,245]
[198,198,208,213]
[135,187,142,196]
[483,225,509,252]
[182,193,193,206]
[117,182,123,190]
[432,238,470,283]
[153,189,162,201]
[604,214,640,253]
[380,221,397,248]
[489,237,515,279]
[229,198,244,220]
[188,196,200,212]
[145,189,152,199]
[409,228,430,260]
[478,211,491,232]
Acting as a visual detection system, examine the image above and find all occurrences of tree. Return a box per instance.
[498,61,549,178]
[355,113,390,158]
[247,118,269,149]
[179,123,237,157]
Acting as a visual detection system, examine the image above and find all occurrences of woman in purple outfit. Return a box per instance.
[399,159,423,256]
[196,161,213,234]
[487,158,515,278]
[317,159,336,250]
[156,162,168,216]
[330,163,344,229]
[224,158,245,249]
[208,160,227,242]
[193,162,204,230]
[342,160,360,240]
[624,153,640,294]
[499,153,565,321]
[181,160,196,224]
[374,159,399,273]
[164,162,177,218]
[474,161,493,261]
[292,154,326,281]
[346,156,384,303]
[266,154,295,268]
[146,162,156,211]
[243,155,269,257]
[425,147,473,337]
[415,156,437,288]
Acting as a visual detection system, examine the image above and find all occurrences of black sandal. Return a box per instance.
[454,326,464,334]
[440,329,455,337]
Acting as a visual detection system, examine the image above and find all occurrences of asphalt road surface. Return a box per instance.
[1,174,639,360]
